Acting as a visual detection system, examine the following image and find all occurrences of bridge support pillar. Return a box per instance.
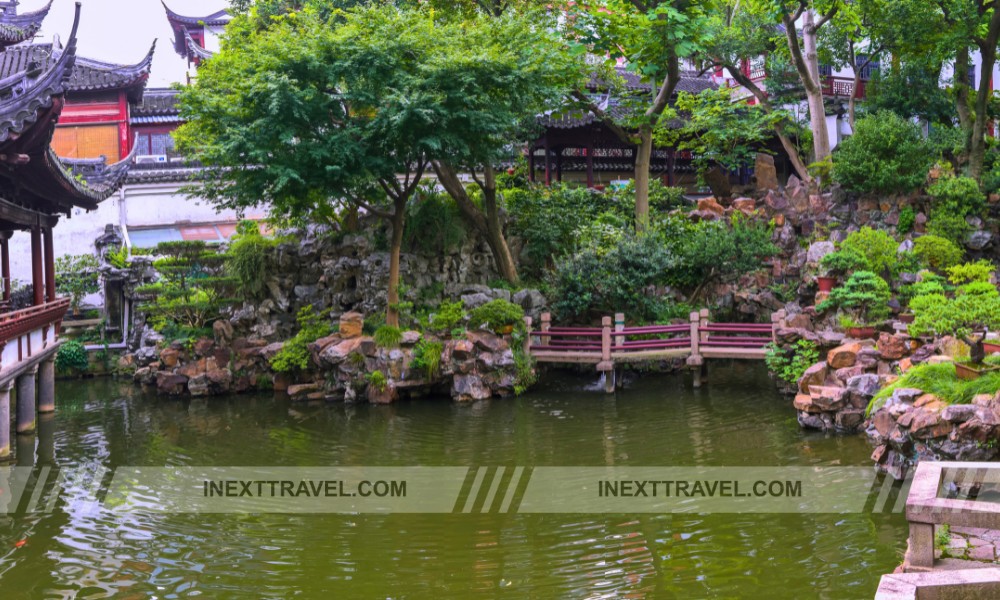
[16,366,37,435]
[37,412,55,465]
[0,381,11,459]
[603,370,615,394]
[38,358,55,414]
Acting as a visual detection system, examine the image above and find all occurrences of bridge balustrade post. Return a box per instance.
[540,313,551,347]
[906,522,936,570]
[523,317,532,356]
[0,381,11,459]
[601,317,612,363]
[771,311,783,344]
[689,312,704,388]
[16,366,37,435]
[614,313,625,350]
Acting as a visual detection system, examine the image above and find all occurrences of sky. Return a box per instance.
[29,0,230,88]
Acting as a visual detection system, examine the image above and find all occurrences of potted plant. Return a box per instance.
[818,249,870,293]
[817,271,891,339]
[909,290,1000,379]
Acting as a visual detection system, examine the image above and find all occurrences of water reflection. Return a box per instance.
[0,365,905,598]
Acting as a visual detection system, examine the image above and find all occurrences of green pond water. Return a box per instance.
[0,363,905,599]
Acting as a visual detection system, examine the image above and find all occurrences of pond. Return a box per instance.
[0,363,905,598]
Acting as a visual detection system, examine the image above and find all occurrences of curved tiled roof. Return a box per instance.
[162,2,230,27]
[0,0,51,49]
[133,87,180,116]
[183,27,214,61]
[0,40,155,102]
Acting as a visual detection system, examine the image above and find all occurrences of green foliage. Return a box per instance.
[225,220,275,298]
[817,271,891,325]
[839,227,899,278]
[410,339,443,380]
[958,281,999,297]
[832,111,931,195]
[270,305,332,373]
[819,248,870,276]
[55,254,100,311]
[765,340,820,385]
[896,206,916,235]
[468,299,525,333]
[56,339,89,374]
[373,325,404,348]
[429,301,466,333]
[105,245,129,269]
[656,213,777,292]
[140,240,235,332]
[909,292,1000,344]
[367,370,388,393]
[657,86,778,174]
[404,190,467,255]
[927,176,984,245]
[549,234,677,322]
[948,260,995,285]
[865,62,955,125]
[867,363,1000,416]
[913,235,964,271]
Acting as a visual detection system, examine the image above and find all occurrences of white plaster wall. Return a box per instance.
[205,26,225,53]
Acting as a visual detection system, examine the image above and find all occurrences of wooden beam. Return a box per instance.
[0,196,59,229]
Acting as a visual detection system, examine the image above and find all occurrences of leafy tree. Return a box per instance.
[55,254,100,314]
[136,241,235,334]
[179,6,567,322]
[567,0,715,228]
[832,111,930,195]
[656,86,779,176]
[865,62,954,126]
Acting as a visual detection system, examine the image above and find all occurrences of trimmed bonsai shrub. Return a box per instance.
[819,248,870,277]
[948,260,995,285]
[913,235,964,271]
[468,299,525,333]
[838,227,899,279]
[817,271,891,325]
[374,325,404,348]
[429,301,466,333]
[910,292,1000,364]
[832,111,931,195]
[55,254,100,314]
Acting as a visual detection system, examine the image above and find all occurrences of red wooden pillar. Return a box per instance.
[43,227,55,302]
[586,143,595,188]
[30,226,43,306]
[555,149,562,183]
[0,232,10,302]
[667,148,676,187]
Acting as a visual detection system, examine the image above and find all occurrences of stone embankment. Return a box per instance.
[123,312,526,403]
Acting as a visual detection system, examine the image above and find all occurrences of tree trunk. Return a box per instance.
[848,69,862,132]
[432,161,519,284]
[784,9,831,165]
[954,48,972,170]
[970,12,1000,181]
[725,65,810,180]
[634,128,653,231]
[385,196,407,328]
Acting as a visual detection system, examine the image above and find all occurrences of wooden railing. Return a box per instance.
[821,76,867,99]
[0,298,69,346]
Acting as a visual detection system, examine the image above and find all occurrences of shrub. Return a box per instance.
[374,325,403,348]
[819,248,870,276]
[957,281,999,298]
[865,363,1000,415]
[832,111,931,194]
[913,235,964,271]
[429,301,466,333]
[139,241,235,332]
[817,271,891,324]
[765,340,820,384]
[948,260,995,285]
[270,305,332,372]
[549,234,677,322]
[909,291,1000,363]
[410,339,443,380]
[226,220,275,298]
[927,176,983,245]
[56,339,89,374]
[897,206,916,235]
[367,370,388,392]
[55,254,100,313]
[468,299,525,333]
[839,227,899,278]
[105,245,129,269]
